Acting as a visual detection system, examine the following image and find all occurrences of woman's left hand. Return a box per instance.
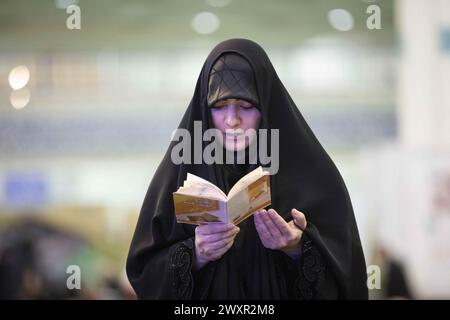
[254,208,307,259]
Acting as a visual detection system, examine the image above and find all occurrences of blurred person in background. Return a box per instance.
[370,245,413,300]
[0,218,104,299]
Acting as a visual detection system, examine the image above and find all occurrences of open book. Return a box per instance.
[173,166,271,225]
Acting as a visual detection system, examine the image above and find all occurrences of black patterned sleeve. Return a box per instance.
[295,234,327,299]
[169,237,195,299]
[279,233,328,299]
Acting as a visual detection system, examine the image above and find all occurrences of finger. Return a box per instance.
[208,239,233,260]
[207,237,235,254]
[260,209,282,239]
[200,236,234,257]
[196,226,238,254]
[207,231,238,251]
[254,212,274,247]
[254,211,269,237]
[209,239,234,260]
[291,209,307,230]
[253,209,263,215]
[196,222,236,235]
[201,226,240,243]
[267,209,291,238]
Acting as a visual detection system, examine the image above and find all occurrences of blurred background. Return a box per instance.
[0,0,449,299]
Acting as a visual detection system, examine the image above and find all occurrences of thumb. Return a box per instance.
[291,209,307,230]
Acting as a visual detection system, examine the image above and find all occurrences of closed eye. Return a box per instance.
[211,100,255,109]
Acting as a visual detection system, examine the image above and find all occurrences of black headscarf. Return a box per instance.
[126,38,368,300]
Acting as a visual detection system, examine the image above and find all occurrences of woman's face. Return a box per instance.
[210,98,262,151]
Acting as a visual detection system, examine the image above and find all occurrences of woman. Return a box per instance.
[126,39,368,299]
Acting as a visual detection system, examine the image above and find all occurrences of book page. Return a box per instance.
[176,185,226,201]
[177,173,227,201]
[187,173,227,199]
[227,166,268,199]
[174,193,228,224]
[227,174,271,225]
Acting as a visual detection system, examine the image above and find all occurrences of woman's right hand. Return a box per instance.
[193,223,240,270]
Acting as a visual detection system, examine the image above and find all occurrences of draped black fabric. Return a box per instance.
[207,53,260,107]
[126,38,368,300]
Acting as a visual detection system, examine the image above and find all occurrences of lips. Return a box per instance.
[224,133,244,141]
[223,131,244,137]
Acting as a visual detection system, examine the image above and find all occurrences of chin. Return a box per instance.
[224,141,248,151]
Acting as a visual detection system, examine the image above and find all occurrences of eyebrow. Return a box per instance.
[214,99,253,106]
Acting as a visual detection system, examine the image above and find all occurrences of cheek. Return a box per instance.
[242,110,262,129]
[210,111,222,128]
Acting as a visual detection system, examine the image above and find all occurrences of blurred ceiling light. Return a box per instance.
[205,0,232,8]
[327,9,354,31]
[10,88,31,110]
[191,12,220,35]
[292,48,347,91]
[8,65,30,90]
[55,0,79,9]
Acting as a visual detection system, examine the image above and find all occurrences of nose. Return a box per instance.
[225,105,241,128]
